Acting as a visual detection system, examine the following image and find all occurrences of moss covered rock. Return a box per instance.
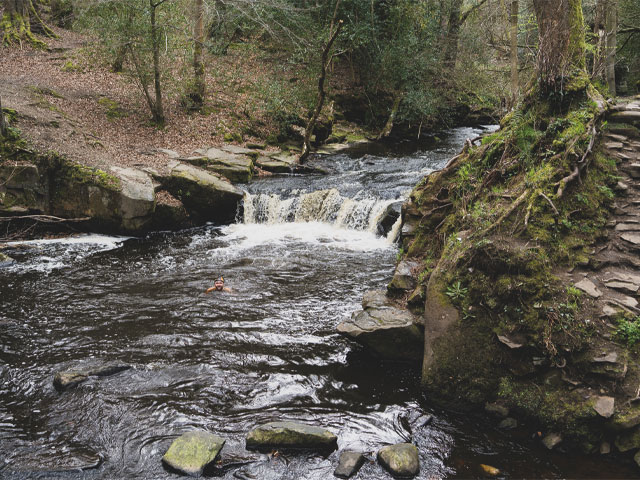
[377,443,419,478]
[245,421,337,452]
[162,430,225,476]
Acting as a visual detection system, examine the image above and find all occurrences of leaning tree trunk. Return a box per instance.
[532,0,586,92]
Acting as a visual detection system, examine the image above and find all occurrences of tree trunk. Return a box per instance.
[604,0,617,96]
[190,0,206,108]
[1,0,55,47]
[150,0,165,125]
[510,0,519,105]
[592,0,606,79]
[532,0,586,92]
[443,0,463,71]
[299,1,343,163]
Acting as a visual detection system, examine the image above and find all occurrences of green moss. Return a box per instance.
[57,161,121,192]
[97,97,127,120]
[61,60,83,73]
[27,86,64,99]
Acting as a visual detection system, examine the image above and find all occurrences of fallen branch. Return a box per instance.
[0,215,91,223]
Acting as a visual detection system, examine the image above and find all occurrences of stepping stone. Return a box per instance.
[162,430,225,476]
[377,443,420,478]
[605,281,639,294]
[334,451,366,478]
[623,164,640,179]
[574,278,602,298]
[620,296,639,309]
[245,422,338,451]
[604,141,624,150]
[606,133,628,142]
[610,111,640,123]
[615,223,640,232]
[593,396,615,418]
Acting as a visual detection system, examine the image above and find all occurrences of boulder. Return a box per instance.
[164,162,243,224]
[162,430,225,476]
[611,405,640,431]
[334,451,366,478]
[152,190,190,230]
[245,421,337,452]
[51,162,155,233]
[53,362,130,391]
[588,351,627,379]
[255,154,294,174]
[378,201,402,237]
[184,147,254,183]
[377,443,420,478]
[0,163,48,214]
[498,417,518,430]
[388,260,420,294]
[593,396,615,419]
[337,305,423,361]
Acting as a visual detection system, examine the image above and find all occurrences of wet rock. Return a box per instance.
[337,305,423,361]
[593,396,615,418]
[152,191,190,230]
[334,451,366,478]
[542,433,562,450]
[378,201,403,237]
[485,402,509,418]
[165,162,243,224]
[162,430,225,476]
[574,278,602,298]
[110,167,156,231]
[615,427,640,452]
[611,405,640,431]
[479,464,501,477]
[414,415,433,428]
[388,260,420,294]
[377,443,420,478]
[245,421,337,452]
[53,362,130,391]
[498,417,518,430]
[255,155,292,174]
[0,252,16,267]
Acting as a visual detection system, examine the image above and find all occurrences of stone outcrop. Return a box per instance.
[245,421,337,452]
[162,430,225,477]
[337,290,423,361]
[377,443,420,478]
[53,361,130,391]
[182,146,255,183]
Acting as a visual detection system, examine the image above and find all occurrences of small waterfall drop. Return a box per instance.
[243,189,400,241]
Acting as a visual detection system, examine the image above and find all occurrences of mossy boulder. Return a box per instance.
[162,430,225,477]
[377,443,420,478]
[615,427,640,453]
[245,421,337,452]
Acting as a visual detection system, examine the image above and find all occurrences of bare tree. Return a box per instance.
[510,0,519,105]
[190,0,206,108]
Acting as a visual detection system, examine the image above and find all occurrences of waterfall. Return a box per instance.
[242,189,401,241]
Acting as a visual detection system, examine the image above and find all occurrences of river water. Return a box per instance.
[1,128,636,479]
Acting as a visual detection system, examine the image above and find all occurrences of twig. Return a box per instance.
[0,215,91,223]
[540,192,559,216]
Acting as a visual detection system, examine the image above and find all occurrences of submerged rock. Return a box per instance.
[479,464,501,477]
[53,362,130,391]
[337,299,423,361]
[334,451,366,478]
[245,421,338,452]
[0,252,16,267]
[162,430,225,476]
[377,443,419,478]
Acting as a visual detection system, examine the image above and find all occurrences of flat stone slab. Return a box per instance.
[245,422,337,451]
[621,232,640,246]
[255,155,293,174]
[184,147,254,183]
[574,278,602,298]
[615,223,640,232]
[53,362,130,391]
[605,281,639,294]
[377,443,420,478]
[610,111,640,123]
[604,141,625,150]
[162,430,225,476]
[337,306,423,361]
[334,451,366,478]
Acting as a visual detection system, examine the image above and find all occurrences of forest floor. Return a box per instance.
[0,26,348,174]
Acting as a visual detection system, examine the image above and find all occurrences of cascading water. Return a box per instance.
[242,189,400,241]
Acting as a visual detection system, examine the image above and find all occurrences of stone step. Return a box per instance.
[610,111,640,124]
[606,133,629,143]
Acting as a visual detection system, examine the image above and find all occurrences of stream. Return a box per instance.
[1,127,637,479]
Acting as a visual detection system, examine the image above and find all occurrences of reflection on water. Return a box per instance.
[1,129,636,478]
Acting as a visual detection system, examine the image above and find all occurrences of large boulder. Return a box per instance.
[164,162,243,224]
[0,163,48,213]
[183,147,255,183]
[162,430,225,477]
[245,421,337,452]
[337,290,423,361]
[51,162,155,233]
[377,443,419,478]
